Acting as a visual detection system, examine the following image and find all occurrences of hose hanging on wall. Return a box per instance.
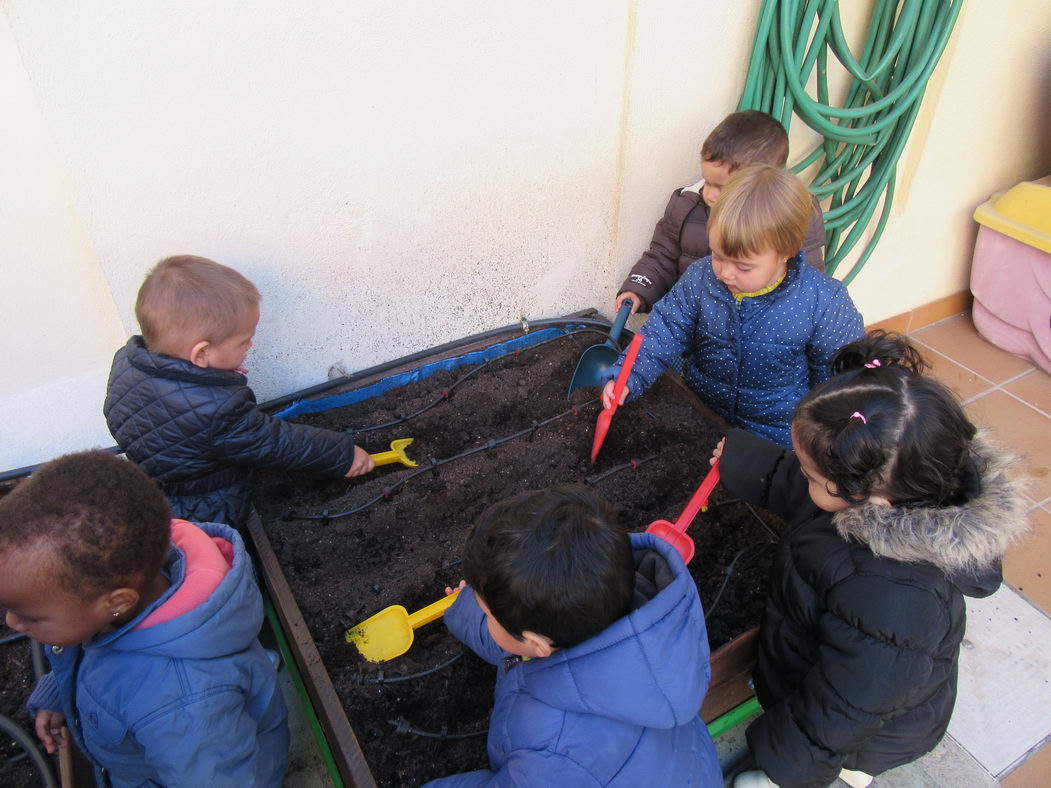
[738,0,964,283]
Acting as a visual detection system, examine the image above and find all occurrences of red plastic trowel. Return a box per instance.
[590,333,644,463]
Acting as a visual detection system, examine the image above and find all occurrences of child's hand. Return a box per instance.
[601,379,630,409]
[345,446,375,478]
[34,709,67,754]
[710,438,725,466]
[615,291,642,315]
[445,580,467,596]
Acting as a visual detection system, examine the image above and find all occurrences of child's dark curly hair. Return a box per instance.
[794,331,981,507]
[463,485,634,649]
[0,452,171,597]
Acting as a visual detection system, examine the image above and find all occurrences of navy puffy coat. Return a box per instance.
[611,255,863,448]
[28,521,288,787]
[424,534,722,787]
[104,336,359,527]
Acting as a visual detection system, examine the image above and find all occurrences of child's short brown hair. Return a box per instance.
[709,164,813,258]
[135,255,261,354]
[0,452,170,597]
[701,110,789,171]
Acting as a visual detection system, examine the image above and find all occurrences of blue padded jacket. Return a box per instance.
[104,336,358,527]
[424,533,722,787]
[28,521,288,788]
[610,255,863,448]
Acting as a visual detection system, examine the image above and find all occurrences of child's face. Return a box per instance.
[203,305,259,373]
[709,225,788,295]
[0,547,115,646]
[700,158,734,207]
[791,425,851,512]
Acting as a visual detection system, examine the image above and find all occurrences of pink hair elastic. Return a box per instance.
[850,411,868,424]
[864,359,881,369]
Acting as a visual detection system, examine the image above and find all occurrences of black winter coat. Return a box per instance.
[721,429,1026,788]
[104,337,359,528]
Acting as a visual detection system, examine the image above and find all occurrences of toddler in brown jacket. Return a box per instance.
[616,110,826,314]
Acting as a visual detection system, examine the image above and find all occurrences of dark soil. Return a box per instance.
[0,623,43,788]
[253,331,782,787]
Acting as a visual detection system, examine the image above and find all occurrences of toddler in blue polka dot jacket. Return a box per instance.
[603,165,863,448]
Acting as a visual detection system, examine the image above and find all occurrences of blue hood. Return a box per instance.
[97,520,262,659]
[518,533,711,728]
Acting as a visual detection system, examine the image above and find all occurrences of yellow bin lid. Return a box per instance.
[973,175,1051,255]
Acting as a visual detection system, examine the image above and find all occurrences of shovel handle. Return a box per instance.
[406,589,460,629]
[58,727,73,788]
[607,299,634,344]
[674,459,721,530]
[608,333,644,417]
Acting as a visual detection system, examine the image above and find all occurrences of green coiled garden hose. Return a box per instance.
[738,0,964,283]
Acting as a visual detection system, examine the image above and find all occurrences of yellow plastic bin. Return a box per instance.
[970,175,1051,374]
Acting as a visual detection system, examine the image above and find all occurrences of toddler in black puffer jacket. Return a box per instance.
[105,255,375,529]
[716,331,1028,788]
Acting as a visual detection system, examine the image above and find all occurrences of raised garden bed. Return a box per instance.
[0,625,45,787]
[250,321,781,787]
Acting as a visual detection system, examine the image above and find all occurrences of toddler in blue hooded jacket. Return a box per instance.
[424,485,721,787]
[604,165,863,449]
[0,451,288,787]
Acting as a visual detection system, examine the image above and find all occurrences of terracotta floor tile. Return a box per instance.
[921,346,996,401]
[1005,369,1051,416]
[965,391,1051,502]
[912,314,1034,383]
[1004,506,1051,612]
[866,312,911,334]
[1001,737,1051,787]
[910,294,971,331]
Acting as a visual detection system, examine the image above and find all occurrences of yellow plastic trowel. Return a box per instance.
[368,438,418,468]
[345,590,460,662]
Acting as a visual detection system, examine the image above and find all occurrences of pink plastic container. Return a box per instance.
[970,177,1051,375]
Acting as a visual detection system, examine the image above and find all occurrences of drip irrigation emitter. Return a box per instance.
[350,651,465,686]
[387,719,488,741]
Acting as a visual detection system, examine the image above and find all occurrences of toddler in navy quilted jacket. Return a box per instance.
[424,485,721,787]
[104,255,374,528]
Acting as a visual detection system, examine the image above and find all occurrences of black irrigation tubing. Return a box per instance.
[284,404,593,522]
[351,651,466,686]
[706,542,778,620]
[743,501,783,543]
[0,631,27,646]
[387,718,489,740]
[0,713,58,788]
[583,454,660,486]
[348,328,613,436]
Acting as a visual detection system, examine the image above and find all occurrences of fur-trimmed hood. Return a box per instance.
[833,433,1028,594]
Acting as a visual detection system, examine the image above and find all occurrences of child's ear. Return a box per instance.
[867,494,892,507]
[520,631,556,659]
[188,340,212,369]
[103,587,141,619]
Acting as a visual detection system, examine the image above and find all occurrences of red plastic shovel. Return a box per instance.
[645,459,721,564]
[590,333,644,463]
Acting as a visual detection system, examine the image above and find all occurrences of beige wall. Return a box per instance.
[1,0,1048,470]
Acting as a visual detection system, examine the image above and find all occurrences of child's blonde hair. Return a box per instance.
[135,255,261,354]
[709,164,813,259]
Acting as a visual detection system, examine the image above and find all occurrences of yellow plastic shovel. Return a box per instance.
[344,590,460,662]
[368,438,418,468]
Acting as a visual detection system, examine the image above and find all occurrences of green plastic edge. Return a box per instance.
[262,590,345,788]
[706,695,761,740]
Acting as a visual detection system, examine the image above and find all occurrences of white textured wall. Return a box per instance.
[0,12,126,470]
[1,0,1049,471]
